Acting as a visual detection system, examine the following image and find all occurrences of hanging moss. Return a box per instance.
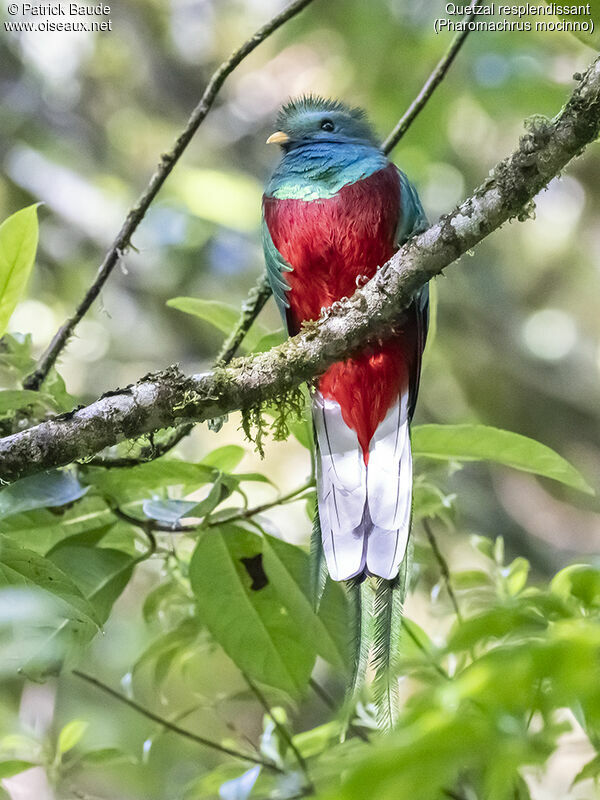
[240,385,306,457]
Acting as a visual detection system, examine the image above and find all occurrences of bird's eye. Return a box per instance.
[320,119,335,132]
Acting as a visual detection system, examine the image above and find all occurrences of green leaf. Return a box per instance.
[262,534,347,671]
[78,747,135,766]
[251,329,287,353]
[47,543,135,624]
[412,424,593,494]
[0,389,57,416]
[132,618,202,685]
[0,536,99,627]
[0,470,89,520]
[200,445,245,472]
[573,753,600,785]
[551,564,600,611]
[0,204,40,336]
[86,461,215,503]
[189,525,316,695]
[0,761,36,779]
[166,298,269,352]
[57,720,88,755]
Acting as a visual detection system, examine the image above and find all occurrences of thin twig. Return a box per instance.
[243,672,313,792]
[23,0,316,392]
[72,669,283,772]
[112,481,313,534]
[215,274,273,367]
[402,621,450,681]
[423,519,463,624]
[309,678,369,743]
[381,0,483,154]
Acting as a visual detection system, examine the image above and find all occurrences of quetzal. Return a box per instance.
[262,96,428,719]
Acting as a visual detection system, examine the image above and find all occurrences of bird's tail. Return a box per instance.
[312,389,413,727]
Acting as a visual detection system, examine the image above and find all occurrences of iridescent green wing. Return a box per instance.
[395,168,429,420]
[261,212,293,332]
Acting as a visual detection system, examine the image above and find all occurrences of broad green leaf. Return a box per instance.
[262,534,347,671]
[57,720,88,755]
[0,537,100,676]
[0,470,88,520]
[0,497,115,553]
[412,424,593,494]
[0,536,99,627]
[551,564,600,611]
[200,445,245,472]
[86,461,215,503]
[47,544,135,624]
[166,297,269,352]
[189,525,316,695]
[0,761,36,779]
[0,205,39,336]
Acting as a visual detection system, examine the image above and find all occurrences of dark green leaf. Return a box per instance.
[189,525,316,695]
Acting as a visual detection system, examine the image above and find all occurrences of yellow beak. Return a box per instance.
[266,130,290,145]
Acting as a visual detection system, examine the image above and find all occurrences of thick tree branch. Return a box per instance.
[2,56,600,482]
[21,0,316,392]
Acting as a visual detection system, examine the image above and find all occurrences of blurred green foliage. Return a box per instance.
[0,0,600,799]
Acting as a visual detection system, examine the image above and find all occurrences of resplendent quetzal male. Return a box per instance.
[262,96,428,713]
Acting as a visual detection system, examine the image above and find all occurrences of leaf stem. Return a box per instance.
[423,519,463,624]
[242,672,313,792]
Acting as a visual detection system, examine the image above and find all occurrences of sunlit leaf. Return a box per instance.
[551,564,600,611]
[0,761,36,779]
[412,424,593,494]
[57,720,88,755]
[200,445,245,472]
[0,204,39,336]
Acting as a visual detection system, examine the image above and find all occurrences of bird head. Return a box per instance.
[266,95,378,150]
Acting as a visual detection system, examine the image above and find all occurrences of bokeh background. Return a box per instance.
[1,1,599,798]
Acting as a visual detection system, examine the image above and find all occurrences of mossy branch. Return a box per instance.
[2,55,600,482]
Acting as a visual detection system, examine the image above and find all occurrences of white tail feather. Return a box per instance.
[313,391,412,581]
[366,394,412,579]
[313,393,367,581]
